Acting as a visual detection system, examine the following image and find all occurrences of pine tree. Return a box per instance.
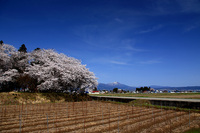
[34,48,41,51]
[0,40,3,45]
[18,44,27,53]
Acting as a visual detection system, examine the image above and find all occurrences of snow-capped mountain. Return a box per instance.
[108,82,121,86]
[98,82,136,91]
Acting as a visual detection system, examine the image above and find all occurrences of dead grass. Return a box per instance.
[0,92,91,105]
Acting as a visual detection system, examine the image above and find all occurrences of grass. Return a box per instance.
[0,92,64,105]
[184,128,200,133]
[104,99,200,113]
[90,92,200,99]
[0,92,91,105]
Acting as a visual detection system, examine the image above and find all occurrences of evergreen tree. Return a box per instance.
[34,48,41,51]
[136,86,150,93]
[0,40,3,45]
[113,88,118,93]
[18,44,27,53]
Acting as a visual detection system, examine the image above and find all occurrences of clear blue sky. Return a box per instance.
[1,0,200,87]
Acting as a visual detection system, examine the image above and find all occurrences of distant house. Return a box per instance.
[89,91,100,94]
[143,91,150,93]
[163,90,168,93]
[150,88,155,92]
[118,89,122,93]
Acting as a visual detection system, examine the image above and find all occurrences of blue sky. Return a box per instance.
[1,0,200,87]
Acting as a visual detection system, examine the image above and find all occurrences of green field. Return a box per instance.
[90,92,200,99]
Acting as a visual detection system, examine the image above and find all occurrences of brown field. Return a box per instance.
[0,101,200,133]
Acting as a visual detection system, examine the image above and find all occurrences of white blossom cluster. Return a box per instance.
[0,44,19,82]
[0,43,98,92]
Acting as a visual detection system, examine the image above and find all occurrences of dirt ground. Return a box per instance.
[0,101,200,133]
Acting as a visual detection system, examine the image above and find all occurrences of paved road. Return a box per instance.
[91,95,200,103]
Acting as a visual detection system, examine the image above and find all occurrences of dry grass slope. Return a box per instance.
[0,92,91,105]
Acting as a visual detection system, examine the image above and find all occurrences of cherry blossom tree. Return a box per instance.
[27,49,98,92]
[0,43,98,92]
[0,44,19,82]
[0,44,20,91]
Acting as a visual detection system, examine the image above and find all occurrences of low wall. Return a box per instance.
[90,96,200,109]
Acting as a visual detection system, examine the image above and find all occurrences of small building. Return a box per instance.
[118,89,122,93]
[89,91,100,94]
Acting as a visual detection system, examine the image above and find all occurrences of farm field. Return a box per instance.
[1,101,200,133]
[90,93,200,99]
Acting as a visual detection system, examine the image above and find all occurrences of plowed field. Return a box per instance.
[1,101,200,133]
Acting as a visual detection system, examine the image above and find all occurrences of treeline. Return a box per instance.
[136,87,151,92]
[0,40,97,93]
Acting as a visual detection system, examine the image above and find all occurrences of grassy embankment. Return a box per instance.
[184,128,200,133]
[0,92,91,105]
[90,92,200,99]
[91,93,200,112]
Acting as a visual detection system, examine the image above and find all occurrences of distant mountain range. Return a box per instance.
[155,86,200,91]
[97,82,200,91]
[98,82,136,91]
[97,82,137,90]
